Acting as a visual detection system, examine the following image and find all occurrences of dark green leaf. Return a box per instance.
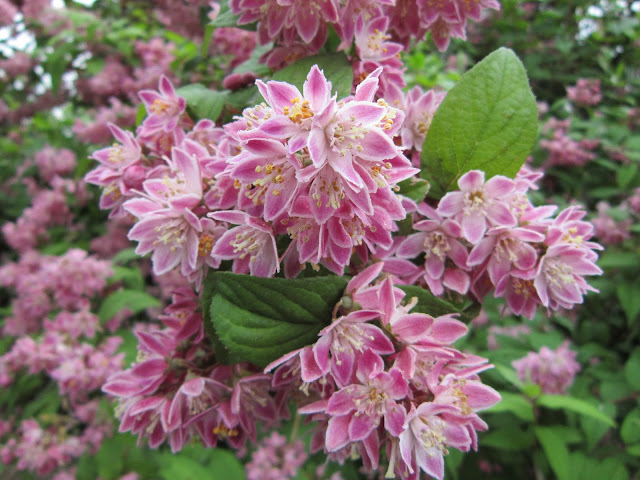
[397,285,467,319]
[98,289,161,323]
[481,425,535,450]
[420,48,538,199]
[272,53,353,100]
[208,272,348,367]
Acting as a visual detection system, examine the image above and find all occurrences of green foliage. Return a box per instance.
[206,272,348,367]
[272,53,354,100]
[420,48,538,198]
[98,289,162,323]
[177,84,229,122]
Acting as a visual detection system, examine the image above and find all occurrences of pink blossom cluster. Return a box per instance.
[540,119,599,168]
[0,245,125,477]
[0,51,32,78]
[0,248,112,335]
[263,264,500,480]
[103,289,281,453]
[245,432,308,480]
[591,201,631,246]
[2,162,86,253]
[512,341,580,394]
[0,415,111,477]
[228,0,501,72]
[566,78,602,107]
[73,97,138,145]
[86,69,418,284]
[77,38,178,106]
[389,168,603,318]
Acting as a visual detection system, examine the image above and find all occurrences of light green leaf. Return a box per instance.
[537,394,615,427]
[420,48,538,199]
[272,53,353,100]
[493,363,525,390]
[207,272,348,367]
[136,103,146,126]
[397,177,430,203]
[535,426,570,480]
[484,391,534,421]
[177,84,229,122]
[98,289,161,323]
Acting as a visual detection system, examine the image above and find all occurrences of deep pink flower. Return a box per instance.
[138,76,186,135]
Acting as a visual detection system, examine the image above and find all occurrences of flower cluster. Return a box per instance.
[264,265,500,480]
[512,341,580,394]
[246,432,308,480]
[391,168,603,318]
[229,0,501,64]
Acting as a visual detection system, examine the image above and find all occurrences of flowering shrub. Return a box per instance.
[1,0,638,479]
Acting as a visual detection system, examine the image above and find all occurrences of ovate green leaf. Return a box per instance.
[207,272,348,367]
[420,48,538,199]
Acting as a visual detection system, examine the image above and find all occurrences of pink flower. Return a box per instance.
[534,244,602,311]
[209,210,279,277]
[512,341,580,394]
[125,200,203,276]
[398,403,472,480]
[138,76,186,135]
[319,351,407,450]
[437,170,516,244]
[396,203,469,295]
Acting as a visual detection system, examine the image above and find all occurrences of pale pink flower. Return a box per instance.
[534,244,602,311]
[209,210,279,277]
[512,341,580,394]
[437,170,516,244]
[138,76,186,135]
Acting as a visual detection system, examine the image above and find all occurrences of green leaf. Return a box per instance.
[484,391,534,421]
[535,426,570,480]
[624,348,640,389]
[617,282,640,326]
[136,104,146,126]
[593,458,629,480]
[481,425,535,450]
[206,449,246,479]
[210,7,242,28]
[177,84,229,122]
[207,272,348,367]
[272,53,353,100]
[493,363,525,390]
[111,247,139,265]
[621,408,640,444]
[107,266,144,290]
[420,48,538,199]
[397,285,463,318]
[537,394,615,427]
[98,289,161,323]
[159,455,217,480]
[397,177,430,203]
